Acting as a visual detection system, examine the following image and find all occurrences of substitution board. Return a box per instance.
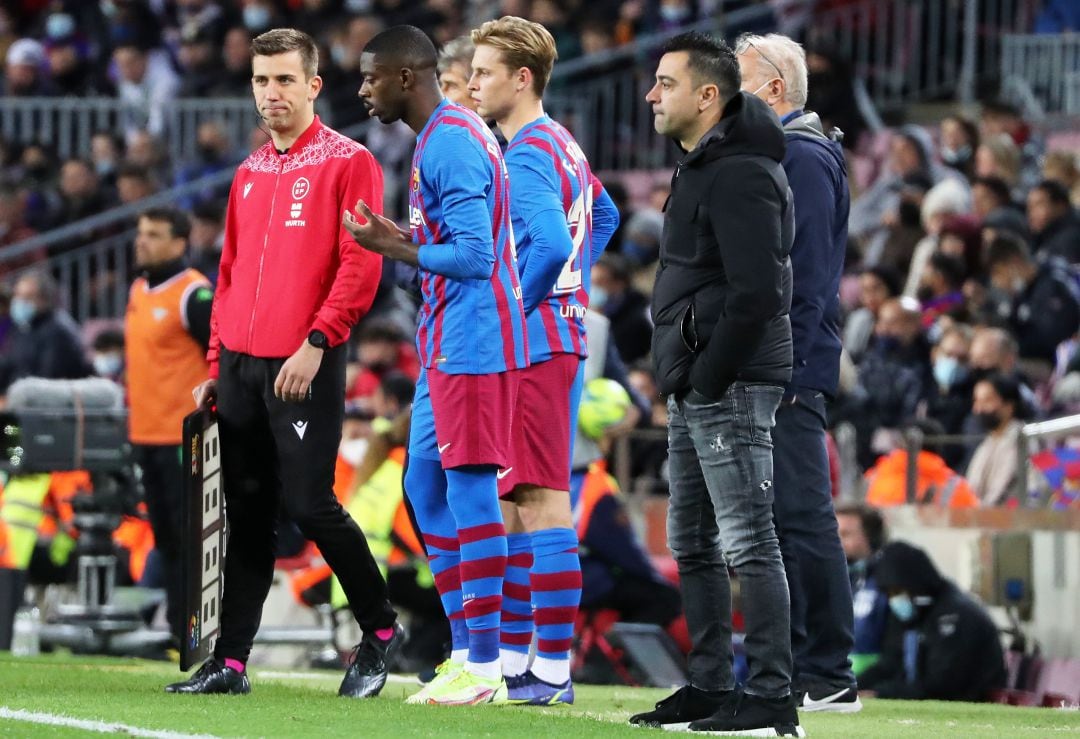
[179,408,226,671]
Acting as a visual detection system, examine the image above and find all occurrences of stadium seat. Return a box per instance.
[573,609,638,686]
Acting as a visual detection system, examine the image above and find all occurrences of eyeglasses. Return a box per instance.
[736,38,785,83]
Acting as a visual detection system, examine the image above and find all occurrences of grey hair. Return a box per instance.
[735,33,808,108]
[438,35,475,76]
[18,269,59,310]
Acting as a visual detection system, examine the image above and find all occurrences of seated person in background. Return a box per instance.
[860,541,1005,701]
[965,373,1030,506]
[863,418,979,508]
[346,319,420,406]
[835,504,889,675]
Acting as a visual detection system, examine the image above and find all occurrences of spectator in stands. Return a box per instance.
[2,270,91,395]
[902,178,971,297]
[591,253,653,364]
[436,35,476,109]
[371,371,415,422]
[177,24,220,98]
[864,418,979,508]
[938,114,979,180]
[0,184,41,273]
[1042,150,1078,198]
[1027,179,1080,264]
[209,26,253,97]
[804,45,865,150]
[971,176,1015,220]
[979,100,1043,191]
[240,0,282,35]
[925,323,976,464]
[348,319,420,404]
[984,234,1080,373]
[16,142,60,230]
[835,504,888,676]
[851,128,936,252]
[43,15,111,97]
[90,328,125,384]
[856,297,932,431]
[115,164,159,205]
[936,214,983,285]
[861,541,1005,701]
[90,131,123,189]
[189,199,225,285]
[966,326,1038,413]
[621,183,666,267]
[974,133,1022,195]
[980,205,1029,247]
[174,121,238,207]
[844,266,900,364]
[2,38,50,96]
[916,252,968,330]
[320,15,385,122]
[113,43,181,138]
[966,373,1028,506]
[56,158,111,226]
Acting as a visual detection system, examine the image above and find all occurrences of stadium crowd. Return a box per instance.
[0,0,1078,720]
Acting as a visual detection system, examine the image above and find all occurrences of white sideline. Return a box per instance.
[0,707,220,739]
[256,670,417,685]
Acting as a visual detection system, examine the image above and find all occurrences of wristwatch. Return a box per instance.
[307,330,329,350]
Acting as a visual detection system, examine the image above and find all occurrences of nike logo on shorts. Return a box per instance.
[496,467,513,480]
[438,442,452,453]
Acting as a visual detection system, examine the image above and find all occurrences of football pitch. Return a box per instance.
[1,654,1078,738]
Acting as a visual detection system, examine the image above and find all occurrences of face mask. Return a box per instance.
[243,6,272,31]
[974,411,1002,431]
[345,0,371,10]
[197,143,219,162]
[898,200,922,228]
[95,160,115,178]
[330,45,348,67]
[9,297,35,327]
[590,285,608,310]
[916,285,934,303]
[888,593,916,622]
[93,353,123,377]
[941,144,971,166]
[100,1,117,19]
[933,356,960,388]
[339,437,369,467]
[1011,276,1026,295]
[46,13,76,40]
[659,4,690,22]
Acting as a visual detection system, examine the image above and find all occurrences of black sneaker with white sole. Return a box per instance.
[796,684,862,713]
[688,692,805,737]
[629,685,737,729]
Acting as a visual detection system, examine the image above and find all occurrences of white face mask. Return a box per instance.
[339,437,369,468]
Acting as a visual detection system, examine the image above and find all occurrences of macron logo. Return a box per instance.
[243,182,253,199]
[293,421,308,440]
[496,467,513,480]
[437,442,452,454]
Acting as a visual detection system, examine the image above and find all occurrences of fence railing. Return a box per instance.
[1001,33,1080,116]
[0,97,256,166]
[807,0,1032,107]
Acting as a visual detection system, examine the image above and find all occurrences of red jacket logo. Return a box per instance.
[292,177,311,200]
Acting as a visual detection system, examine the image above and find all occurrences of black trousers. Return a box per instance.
[213,345,396,662]
[133,444,185,638]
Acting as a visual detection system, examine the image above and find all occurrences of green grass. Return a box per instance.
[0,654,1078,737]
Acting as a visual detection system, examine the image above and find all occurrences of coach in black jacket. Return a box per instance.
[630,32,798,737]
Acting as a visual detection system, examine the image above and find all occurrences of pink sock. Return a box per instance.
[375,627,395,641]
[224,658,245,673]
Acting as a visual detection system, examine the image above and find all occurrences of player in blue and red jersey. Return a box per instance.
[344,25,527,706]
[469,17,620,705]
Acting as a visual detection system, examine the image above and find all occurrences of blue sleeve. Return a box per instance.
[416,129,497,281]
[508,149,573,316]
[784,141,840,376]
[590,181,620,262]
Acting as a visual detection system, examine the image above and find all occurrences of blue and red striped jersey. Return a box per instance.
[411,100,528,374]
[506,116,615,363]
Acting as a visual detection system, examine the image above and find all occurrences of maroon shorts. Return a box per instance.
[428,367,520,469]
[498,353,582,497]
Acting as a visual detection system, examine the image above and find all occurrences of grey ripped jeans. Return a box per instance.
[666,381,792,699]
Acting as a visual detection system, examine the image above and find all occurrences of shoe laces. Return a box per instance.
[349,637,384,670]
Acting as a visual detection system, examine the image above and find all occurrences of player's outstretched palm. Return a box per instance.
[342,200,411,257]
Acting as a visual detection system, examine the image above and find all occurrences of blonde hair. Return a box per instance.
[470,16,557,98]
[735,33,808,107]
[980,134,1021,186]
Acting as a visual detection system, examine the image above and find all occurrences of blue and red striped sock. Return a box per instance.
[529,527,581,685]
[500,532,534,677]
[405,455,468,659]
[446,466,507,680]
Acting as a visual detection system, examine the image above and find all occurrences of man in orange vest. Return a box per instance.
[864,419,979,508]
[125,206,214,641]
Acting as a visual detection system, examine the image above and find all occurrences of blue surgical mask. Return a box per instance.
[876,335,901,355]
[590,285,609,311]
[9,297,35,327]
[933,356,960,388]
[45,13,76,40]
[243,6,272,31]
[93,353,123,378]
[889,593,916,622]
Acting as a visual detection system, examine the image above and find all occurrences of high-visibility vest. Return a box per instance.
[573,460,619,540]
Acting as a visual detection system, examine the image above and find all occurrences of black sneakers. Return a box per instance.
[796,684,862,713]
[688,692,805,736]
[628,685,736,728]
[164,659,251,695]
[338,623,405,698]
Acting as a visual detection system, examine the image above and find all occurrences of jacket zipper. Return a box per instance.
[248,156,283,350]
